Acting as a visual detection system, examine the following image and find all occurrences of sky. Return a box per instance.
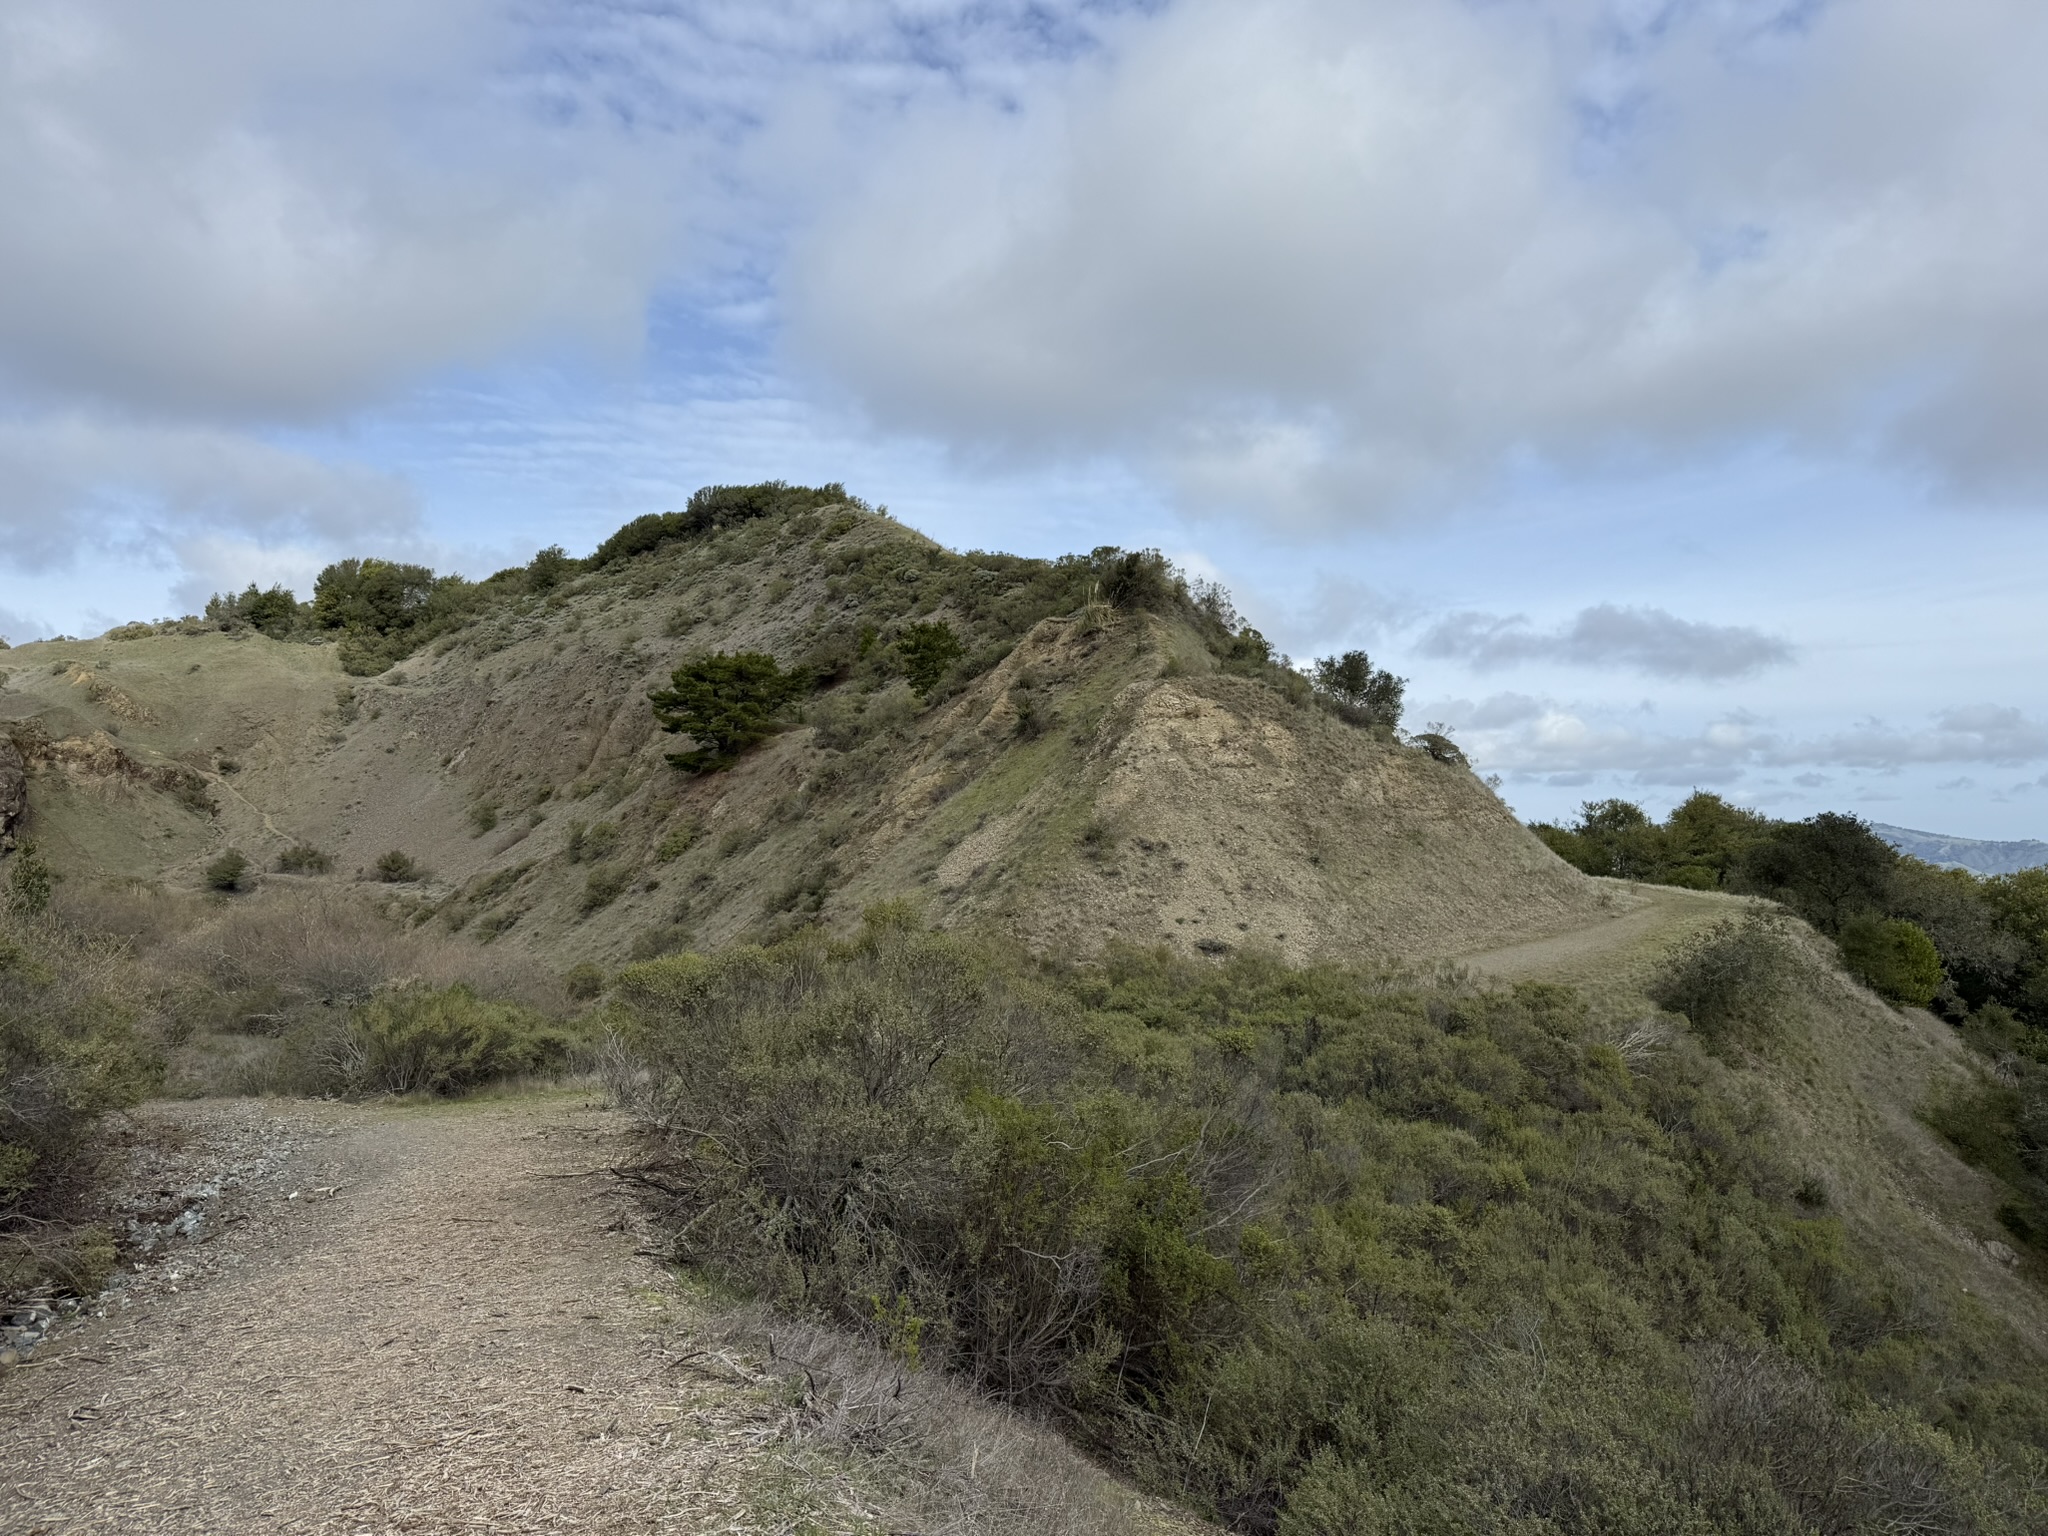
[1,0,2045,837]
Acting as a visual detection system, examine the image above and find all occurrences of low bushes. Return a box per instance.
[204,849,250,892]
[608,919,2048,1532]
[373,850,421,883]
[1649,908,1798,1053]
[1,910,160,1295]
[332,984,572,1097]
[1839,915,1943,1006]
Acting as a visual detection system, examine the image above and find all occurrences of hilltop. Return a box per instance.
[0,496,1603,972]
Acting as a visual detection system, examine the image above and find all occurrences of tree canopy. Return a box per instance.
[1311,650,1406,729]
[649,652,812,773]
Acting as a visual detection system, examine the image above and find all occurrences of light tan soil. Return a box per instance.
[0,1093,884,1535]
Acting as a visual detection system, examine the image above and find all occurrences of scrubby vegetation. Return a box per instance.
[373,849,422,883]
[608,914,2048,1534]
[204,849,250,892]
[1648,909,1799,1055]
[1,908,160,1295]
[1536,794,2048,1256]
[0,874,593,1299]
[335,983,571,1096]
[589,481,858,568]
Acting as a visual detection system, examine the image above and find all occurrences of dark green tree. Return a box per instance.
[1735,812,1899,934]
[896,621,964,695]
[650,653,811,773]
[1311,650,1406,729]
[1653,792,1767,888]
[526,545,577,593]
[311,558,439,633]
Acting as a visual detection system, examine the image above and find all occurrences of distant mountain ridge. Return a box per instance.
[1870,822,2048,876]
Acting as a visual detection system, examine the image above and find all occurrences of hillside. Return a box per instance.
[0,503,1604,971]
[1872,821,2048,876]
[11,498,2048,1533]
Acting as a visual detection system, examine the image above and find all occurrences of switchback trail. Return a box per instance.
[0,1094,869,1534]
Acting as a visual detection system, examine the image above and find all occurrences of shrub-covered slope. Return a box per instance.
[0,503,1603,971]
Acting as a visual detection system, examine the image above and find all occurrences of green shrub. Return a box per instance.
[588,481,855,567]
[655,822,697,861]
[1311,650,1405,729]
[203,582,304,637]
[311,557,487,676]
[525,544,578,593]
[342,983,570,1096]
[896,620,964,695]
[204,849,250,892]
[564,962,606,1001]
[275,844,334,875]
[468,801,499,836]
[649,652,811,773]
[565,819,620,863]
[1649,909,1797,1052]
[1839,916,1944,1007]
[579,866,628,916]
[1092,546,1178,612]
[374,849,422,883]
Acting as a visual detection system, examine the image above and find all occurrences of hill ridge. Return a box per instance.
[0,504,1605,970]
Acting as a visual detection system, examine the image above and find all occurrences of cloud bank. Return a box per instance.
[0,0,668,421]
[1419,605,1794,680]
[790,0,2048,521]
[1434,697,2048,788]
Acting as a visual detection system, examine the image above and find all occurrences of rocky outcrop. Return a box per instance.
[0,736,24,851]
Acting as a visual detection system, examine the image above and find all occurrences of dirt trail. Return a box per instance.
[0,1095,856,1535]
[1454,881,1756,1003]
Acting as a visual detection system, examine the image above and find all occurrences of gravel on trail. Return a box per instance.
[0,1094,874,1535]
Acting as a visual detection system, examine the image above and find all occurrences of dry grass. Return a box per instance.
[699,1306,1201,1536]
[49,879,577,1098]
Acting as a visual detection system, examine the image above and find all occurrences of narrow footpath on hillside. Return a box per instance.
[0,1095,873,1534]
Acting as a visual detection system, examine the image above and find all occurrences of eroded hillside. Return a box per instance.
[0,505,1606,969]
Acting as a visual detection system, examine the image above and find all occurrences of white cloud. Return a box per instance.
[1443,698,2048,786]
[788,0,2048,520]
[1419,604,1794,679]
[1801,706,2048,769]
[0,417,418,571]
[0,0,671,421]
[0,605,51,646]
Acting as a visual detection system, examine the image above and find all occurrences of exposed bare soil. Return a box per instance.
[0,1094,884,1535]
